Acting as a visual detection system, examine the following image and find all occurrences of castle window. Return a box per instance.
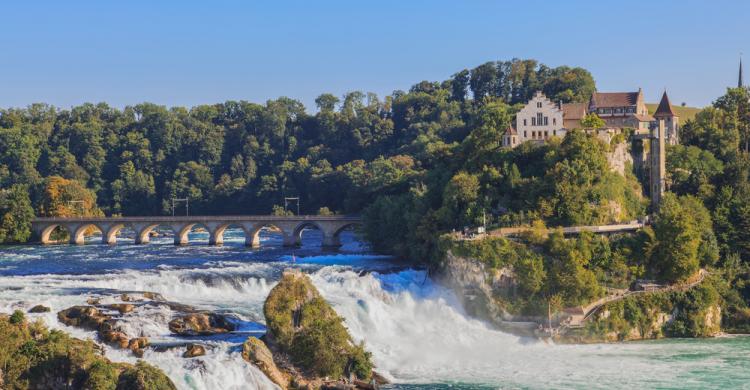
[524,119,527,126]
[524,131,527,138]
[553,130,557,136]
[532,117,536,126]
[532,131,536,138]
[537,112,543,126]
[553,118,556,125]
[537,102,542,108]
[544,116,548,126]
[544,131,549,138]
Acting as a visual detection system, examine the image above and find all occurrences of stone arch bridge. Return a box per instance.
[31,215,362,248]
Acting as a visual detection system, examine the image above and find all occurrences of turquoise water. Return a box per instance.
[1,229,748,389]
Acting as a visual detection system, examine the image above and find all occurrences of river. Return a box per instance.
[1,228,749,389]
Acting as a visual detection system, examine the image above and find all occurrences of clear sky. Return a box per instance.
[1,0,748,111]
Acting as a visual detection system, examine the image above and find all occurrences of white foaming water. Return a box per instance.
[2,249,748,389]
[308,266,727,388]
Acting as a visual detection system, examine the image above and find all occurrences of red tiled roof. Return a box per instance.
[561,103,587,120]
[505,125,517,135]
[591,91,640,108]
[654,91,676,117]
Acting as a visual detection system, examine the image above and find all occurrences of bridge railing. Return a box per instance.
[32,215,362,223]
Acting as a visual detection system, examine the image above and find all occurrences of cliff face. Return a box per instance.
[437,251,540,336]
[438,249,724,343]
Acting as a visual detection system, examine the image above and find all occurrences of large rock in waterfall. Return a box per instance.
[257,268,375,388]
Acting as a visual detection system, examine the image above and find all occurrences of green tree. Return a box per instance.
[650,193,701,282]
[0,185,35,243]
[580,113,606,129]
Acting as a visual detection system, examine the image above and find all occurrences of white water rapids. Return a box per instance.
[1,239,749,389]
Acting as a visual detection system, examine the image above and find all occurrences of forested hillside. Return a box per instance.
[0,59,596,243]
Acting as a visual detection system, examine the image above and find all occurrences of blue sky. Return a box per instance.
[1,0,748,111]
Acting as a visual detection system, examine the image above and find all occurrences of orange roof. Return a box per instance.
[504,125,517,135]
[562,102,587,120]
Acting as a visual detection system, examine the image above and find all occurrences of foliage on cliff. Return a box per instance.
[263,270,373,380]
[581,282,722,341]
[0,310,176,390]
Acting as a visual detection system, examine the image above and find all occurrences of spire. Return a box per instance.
[740,55,744,88]
[654,90,676,117]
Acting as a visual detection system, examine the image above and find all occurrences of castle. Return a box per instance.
[502,89,679,148]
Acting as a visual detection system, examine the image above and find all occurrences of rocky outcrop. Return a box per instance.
[183,343,206,358]
[28,304,50,313]
[606,141,633,176]
[242,337,289,389]
[437,251,539,336]
[0,313,175,389]
[168,312,236,336]
[248,268,377,389]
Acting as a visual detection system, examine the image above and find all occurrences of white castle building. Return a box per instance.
[503,90,679,148]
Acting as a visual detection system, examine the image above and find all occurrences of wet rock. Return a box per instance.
[57,306,109,330]
[86,297,100,305]
[143,292,166,301]
[168,312,236,336]
[28,305,50,313]
[105,303,135,314]
[242,337,288,389]
[101,330,130,348]
[120,294,133,302]
[129,337,150,358]
[182,343,206,358]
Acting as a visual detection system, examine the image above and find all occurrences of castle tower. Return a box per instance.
[650,119,667,210]
[653,91,679,145]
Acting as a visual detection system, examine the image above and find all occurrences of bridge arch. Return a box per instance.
[210,222,253,246]
[326,222,363,248]
[292,221,326,247]
[134,223,176,245]
[39,224,72,245]
[102,223,129,245]
[174,222,212,246]
[70,224,105,245]
[247,223,294,248]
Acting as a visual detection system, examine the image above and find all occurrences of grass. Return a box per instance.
[646,103,703,122]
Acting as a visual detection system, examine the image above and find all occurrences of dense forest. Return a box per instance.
[2,57,750,328]
[0,58,596,240]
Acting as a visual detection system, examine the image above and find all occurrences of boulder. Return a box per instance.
[57,306,109,330]
[28,305,50,313]
[242,337,288,389]
[129,337,150,358]
[105,303,135,314]
[182,343,206,358]
[101,330,130,348]
[168,312,236,336]
[143,292,166,301]
[86,297,100,305]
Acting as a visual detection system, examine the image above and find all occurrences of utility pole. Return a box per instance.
[284,197,300,215]
[172,198,189,216]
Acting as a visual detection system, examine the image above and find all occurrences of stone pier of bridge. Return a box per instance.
[30,215,362,249]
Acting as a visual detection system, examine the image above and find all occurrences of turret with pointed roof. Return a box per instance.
[654,91,676,118]
[653,90,679,145]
